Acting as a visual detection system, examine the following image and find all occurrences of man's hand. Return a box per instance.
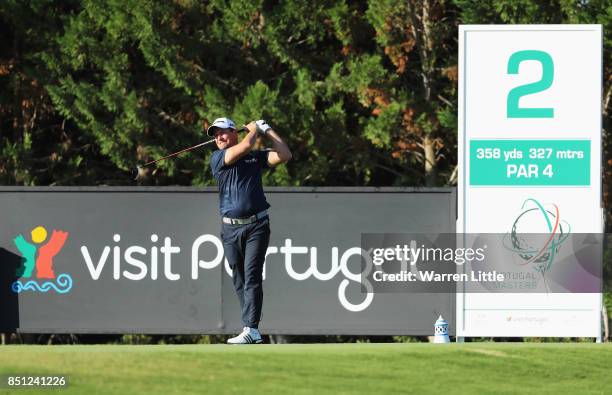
[255,120,272,136]
[257,121,291,166]
[245,121,257,133]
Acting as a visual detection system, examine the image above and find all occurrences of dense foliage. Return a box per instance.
[2,0,609,189]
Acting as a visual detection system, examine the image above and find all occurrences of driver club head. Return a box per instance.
[133,166,145,181]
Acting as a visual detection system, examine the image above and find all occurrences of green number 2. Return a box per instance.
[507,50,554,118]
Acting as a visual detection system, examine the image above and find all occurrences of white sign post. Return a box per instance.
[457,25,603,339]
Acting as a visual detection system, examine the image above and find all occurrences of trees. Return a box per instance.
[0,0,608,191]
[0,0,82,185]
[362,0,458,186]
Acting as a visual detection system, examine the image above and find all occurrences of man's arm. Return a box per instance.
[264,129,292,167]
[224,122,258,165]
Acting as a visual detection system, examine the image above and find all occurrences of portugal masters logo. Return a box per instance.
[12,226,72,294]
[504,198,570,274]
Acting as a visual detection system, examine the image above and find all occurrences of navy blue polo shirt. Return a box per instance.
[210,149,271,218]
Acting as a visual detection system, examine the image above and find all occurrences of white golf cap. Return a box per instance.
[206,117,237,136]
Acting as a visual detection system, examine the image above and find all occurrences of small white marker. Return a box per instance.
[434,315,450,343]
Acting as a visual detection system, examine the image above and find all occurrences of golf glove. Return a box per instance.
[255,120,272,135]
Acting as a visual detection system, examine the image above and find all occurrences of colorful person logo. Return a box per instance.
[12,226,72,294]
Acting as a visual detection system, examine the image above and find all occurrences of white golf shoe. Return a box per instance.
[227,327,262,344]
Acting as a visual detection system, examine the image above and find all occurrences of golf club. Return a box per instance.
[133,125,248,180]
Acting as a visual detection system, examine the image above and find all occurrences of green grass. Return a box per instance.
[0,343,610,395]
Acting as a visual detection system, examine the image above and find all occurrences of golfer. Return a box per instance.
[208,117,291,344]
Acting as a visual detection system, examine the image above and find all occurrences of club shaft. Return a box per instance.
[139,139,215,168]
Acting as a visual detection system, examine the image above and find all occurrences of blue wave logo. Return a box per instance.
[11,273,73,294]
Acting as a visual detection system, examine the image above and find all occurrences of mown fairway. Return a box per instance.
[0,343,610,394]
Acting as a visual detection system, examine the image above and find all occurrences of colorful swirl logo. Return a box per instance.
[503,198,570,274]
[11,226,73,294]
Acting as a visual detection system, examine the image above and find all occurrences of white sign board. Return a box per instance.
[457,25,602,337]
